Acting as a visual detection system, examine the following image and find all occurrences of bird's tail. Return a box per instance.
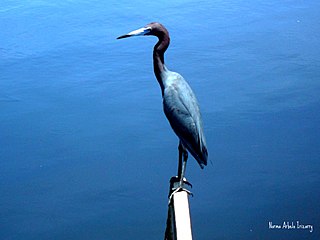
[197,145,208,169]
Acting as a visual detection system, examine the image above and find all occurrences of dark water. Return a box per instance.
[1,1,320,239]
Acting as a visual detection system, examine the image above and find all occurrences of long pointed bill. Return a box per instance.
[117,27,151,39]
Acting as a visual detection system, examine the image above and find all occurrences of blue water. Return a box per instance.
[1,1,320,239]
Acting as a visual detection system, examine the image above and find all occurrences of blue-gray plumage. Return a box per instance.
[117,22,208,190]
[162,67,208,168]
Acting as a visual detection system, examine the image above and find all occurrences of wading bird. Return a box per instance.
[117,22,208,195]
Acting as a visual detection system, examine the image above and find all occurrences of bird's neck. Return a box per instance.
[153,35,170,95]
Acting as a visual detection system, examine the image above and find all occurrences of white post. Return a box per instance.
[172,191,193,240]
[164,178,193,240]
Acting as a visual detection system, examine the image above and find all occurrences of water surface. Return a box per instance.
[1,0,320,239]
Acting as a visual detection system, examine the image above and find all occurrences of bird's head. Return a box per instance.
[117,22,169,39]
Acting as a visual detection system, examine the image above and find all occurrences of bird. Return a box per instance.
[117,22,208,195]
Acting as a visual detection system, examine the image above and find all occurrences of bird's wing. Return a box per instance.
[163,73,207,167]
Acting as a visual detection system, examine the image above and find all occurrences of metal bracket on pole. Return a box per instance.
[164,177,193,240]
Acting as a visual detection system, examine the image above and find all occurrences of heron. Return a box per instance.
[117,22,208,196]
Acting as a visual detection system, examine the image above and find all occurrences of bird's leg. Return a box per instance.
[178,143,189,187]
[177,142,183,180]
[178,142,192,187]
[168,142,192,204]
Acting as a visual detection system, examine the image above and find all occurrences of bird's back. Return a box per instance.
[162,69,208,168]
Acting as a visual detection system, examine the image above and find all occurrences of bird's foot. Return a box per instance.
[168,177,193,205]
[170,176,192,188]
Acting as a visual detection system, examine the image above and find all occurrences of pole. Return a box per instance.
[164,177,193,240]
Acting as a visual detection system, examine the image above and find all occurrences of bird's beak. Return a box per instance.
[117,26,151,39]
